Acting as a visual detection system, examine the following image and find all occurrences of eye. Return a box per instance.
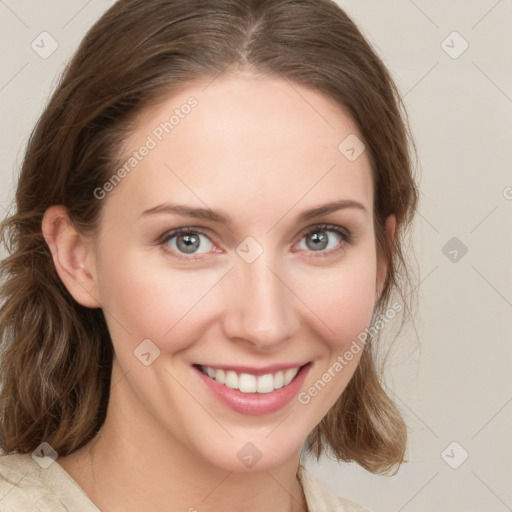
[158,223,354,260]
[160,227,215,258]
[295,223,354,256]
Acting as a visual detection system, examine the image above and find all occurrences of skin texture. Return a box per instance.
[43,71,395,512]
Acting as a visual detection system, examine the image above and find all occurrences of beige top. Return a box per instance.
[0,453,369,511]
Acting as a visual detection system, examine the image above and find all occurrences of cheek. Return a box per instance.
[296,253,378,349]
[294,257,377,413]
[95,246,220,351]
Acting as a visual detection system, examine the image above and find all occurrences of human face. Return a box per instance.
[89,71,382,472]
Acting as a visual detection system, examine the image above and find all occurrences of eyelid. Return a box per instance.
[157,226,211,245]
[298,223,354,244]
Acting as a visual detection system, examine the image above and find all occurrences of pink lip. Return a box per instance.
[194,362,310,376]
[194,362,312,416]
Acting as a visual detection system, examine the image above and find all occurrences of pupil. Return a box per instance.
[179,233,199,253]
[308,231,327,250]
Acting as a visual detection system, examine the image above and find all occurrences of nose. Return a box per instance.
[221,249,299,352]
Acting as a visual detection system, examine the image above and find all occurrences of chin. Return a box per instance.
[194,433,304,474]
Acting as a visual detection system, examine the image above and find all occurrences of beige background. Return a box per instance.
[1,1,511,511]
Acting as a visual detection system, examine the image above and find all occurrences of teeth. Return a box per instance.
[239,373,257,393]
[256,373,274,394]
[214,369,225,384]
[274,371,284,389]
[284,368,298,385]
[200,365,301,393]
[225,370,239,390]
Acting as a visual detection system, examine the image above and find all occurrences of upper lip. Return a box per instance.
[194,362,311,376]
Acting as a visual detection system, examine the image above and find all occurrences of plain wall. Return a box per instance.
[0,1,511,511]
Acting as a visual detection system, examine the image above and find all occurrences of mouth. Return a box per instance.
[192,362,312,416]
[194,363,309,393]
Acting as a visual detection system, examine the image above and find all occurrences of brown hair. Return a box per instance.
[0,0,418,475]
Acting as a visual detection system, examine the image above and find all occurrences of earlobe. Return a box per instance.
[41,205,101,308]
[376,214,397,304]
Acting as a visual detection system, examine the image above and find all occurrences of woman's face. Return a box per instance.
[86,72,389,472]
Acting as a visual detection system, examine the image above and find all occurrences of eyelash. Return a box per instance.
[157,223,355,261]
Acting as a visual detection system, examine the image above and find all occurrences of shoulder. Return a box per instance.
[0,452,99,512]
[297,464,371,512]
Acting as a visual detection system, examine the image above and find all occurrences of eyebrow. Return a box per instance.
[139,199,367,227]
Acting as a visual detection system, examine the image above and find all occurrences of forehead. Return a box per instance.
[108,72,374,223]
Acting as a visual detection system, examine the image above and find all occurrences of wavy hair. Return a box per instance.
[0,0,419,475]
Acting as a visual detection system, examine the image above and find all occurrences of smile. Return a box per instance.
[193,362,312,415]
[197,365,301,394]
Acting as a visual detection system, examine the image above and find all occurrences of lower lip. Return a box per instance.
[194,363,311,416]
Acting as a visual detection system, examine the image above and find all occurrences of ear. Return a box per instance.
[376,214,397,304]
[41,205,101,308]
